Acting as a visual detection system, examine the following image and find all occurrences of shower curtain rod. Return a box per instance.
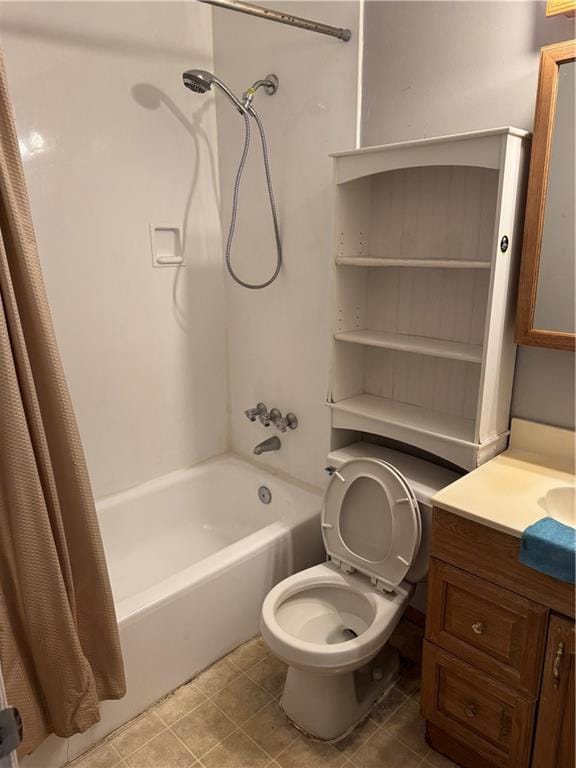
[198,0,352,41]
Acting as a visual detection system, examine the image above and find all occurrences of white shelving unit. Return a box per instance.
[335,257,491,269]
[334,330,483,363]
[327,128,530,470]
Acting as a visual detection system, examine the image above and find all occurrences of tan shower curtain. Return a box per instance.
[0,53,125,755]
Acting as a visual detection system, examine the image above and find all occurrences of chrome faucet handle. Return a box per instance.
[285,412,298,430]
[244,402,268,423]
[268,408,287,432]
[258,404,272,427]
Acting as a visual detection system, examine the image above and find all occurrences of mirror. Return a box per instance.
[546,0,576,16]
[534,59,575,334]
[516,40,576,351]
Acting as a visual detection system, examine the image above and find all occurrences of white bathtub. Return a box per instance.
[23,454,323,768]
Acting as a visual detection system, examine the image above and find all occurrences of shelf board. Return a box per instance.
[329,394,476,446]
[334,330,483,363]
[335,257,491,269]
[330,127,530,159]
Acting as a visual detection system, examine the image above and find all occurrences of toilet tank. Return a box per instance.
[325,442,461,584]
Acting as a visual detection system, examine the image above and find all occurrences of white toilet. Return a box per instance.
[260,442,458,741]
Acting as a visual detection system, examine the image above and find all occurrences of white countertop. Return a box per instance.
[432,419,576,538]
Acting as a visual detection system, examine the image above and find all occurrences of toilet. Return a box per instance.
[260,441,458,741]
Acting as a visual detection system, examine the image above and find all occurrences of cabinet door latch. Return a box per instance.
[553,641,565,688]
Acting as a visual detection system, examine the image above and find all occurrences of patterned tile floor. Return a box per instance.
[70,637,456,768]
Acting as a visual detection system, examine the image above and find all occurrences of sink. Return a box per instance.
[541,486,576,527]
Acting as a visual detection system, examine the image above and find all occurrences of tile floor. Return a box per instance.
[70,637,456,768]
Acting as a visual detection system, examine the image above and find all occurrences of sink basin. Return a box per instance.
[541,486,576,527]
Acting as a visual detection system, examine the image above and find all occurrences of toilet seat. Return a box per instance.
[323,458,421,592]
[261,455,422,675]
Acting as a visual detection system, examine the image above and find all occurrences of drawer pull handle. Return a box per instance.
[553,641,564,688]
[471,622,485,635]
[465,704,477,718]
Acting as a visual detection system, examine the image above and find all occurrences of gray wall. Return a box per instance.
[361,0,575,429]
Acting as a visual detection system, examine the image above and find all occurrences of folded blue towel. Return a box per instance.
[519,517,576,584]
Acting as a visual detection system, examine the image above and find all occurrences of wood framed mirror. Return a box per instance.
[546,0,575,17]
[516,40,576,351]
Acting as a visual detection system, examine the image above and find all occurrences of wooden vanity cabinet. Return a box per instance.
[422,508,575,768]
[532,614,575,768]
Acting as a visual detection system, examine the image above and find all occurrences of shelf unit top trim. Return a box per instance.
[330,127,530,159]
[332,127,530,184]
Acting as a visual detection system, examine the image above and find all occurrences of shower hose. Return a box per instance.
[225,108,282,289]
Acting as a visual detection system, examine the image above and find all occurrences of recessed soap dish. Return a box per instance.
[150,225,183,267]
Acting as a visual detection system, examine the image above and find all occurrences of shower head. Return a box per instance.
[182,68,282,289]
[182,70,214,94]
[183,69,279,115]
[182,69,246,113]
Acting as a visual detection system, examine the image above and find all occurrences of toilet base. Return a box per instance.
[279,645,400,742]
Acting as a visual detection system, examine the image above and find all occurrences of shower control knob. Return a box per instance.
[285,413,298,430]
[244,403,268,423]
[262,407,299,432]
[268,408,286,431]
[258,404,272,426]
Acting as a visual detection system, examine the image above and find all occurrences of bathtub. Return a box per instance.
[23,454,323,768]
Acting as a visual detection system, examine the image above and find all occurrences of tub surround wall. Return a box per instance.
[0,1,229,498]
[360,0,575,431]
[212,1,360,489]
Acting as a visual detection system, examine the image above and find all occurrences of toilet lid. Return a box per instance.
[322,458,421,590]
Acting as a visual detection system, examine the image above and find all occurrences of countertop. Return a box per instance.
[432,419,576,538]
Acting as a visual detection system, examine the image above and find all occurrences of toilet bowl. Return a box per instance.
[260,442,458,741]
[262,562,412,673]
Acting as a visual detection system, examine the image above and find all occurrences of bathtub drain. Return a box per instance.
[258,486,272,504]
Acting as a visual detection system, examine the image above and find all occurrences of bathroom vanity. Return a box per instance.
[421,420,575,768]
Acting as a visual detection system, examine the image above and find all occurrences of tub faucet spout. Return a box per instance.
[253,436,281,455]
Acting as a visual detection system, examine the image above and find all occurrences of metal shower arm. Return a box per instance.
[198,0,352,42]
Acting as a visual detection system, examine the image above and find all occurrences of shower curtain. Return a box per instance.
[0,53,125,755]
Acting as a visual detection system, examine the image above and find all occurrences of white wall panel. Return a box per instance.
[1,2,229,497]
[213,1,359,488]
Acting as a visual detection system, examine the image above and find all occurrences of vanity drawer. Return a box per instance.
[422,642,535,768]
[426,559,548,695]
[431,508,574,618]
